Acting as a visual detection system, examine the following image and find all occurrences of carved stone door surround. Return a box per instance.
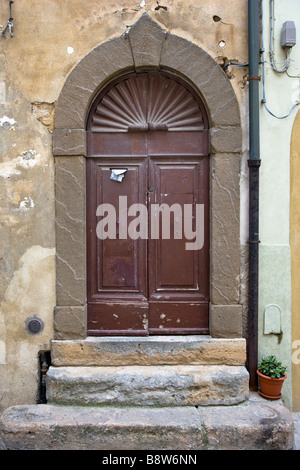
[52,13,243,341]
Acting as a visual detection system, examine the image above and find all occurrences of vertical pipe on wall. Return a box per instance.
[248,0,261,390]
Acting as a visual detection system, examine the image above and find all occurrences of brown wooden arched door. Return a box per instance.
[86,71,209,335]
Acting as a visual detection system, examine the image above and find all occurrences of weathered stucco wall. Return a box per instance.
[0,0,249,411]
[259,0,300,411]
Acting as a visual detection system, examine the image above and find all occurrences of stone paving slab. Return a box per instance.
[0,394,295,450]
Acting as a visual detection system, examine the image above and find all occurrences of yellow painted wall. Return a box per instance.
[291,109,300,411]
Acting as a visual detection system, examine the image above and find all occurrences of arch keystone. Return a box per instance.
[128,12,165,71]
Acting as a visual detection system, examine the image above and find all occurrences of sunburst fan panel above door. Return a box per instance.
[90,73,206,133]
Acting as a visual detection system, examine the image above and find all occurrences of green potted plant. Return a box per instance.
[257,355,287,400]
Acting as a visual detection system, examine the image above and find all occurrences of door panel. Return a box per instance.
[148,303,209,334]
[87,155,209,335]
[88,303,149,336]
[148,157,209,334]
[148,131,209,156]
[96,160,147,294]
[87,157,149,335]
[148,159,200,294]
[87,132,147,157]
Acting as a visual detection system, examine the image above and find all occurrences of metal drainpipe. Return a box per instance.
[247,0,261,390]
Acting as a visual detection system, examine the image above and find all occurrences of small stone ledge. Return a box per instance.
[0,394,294,450]
[51,336,247,366]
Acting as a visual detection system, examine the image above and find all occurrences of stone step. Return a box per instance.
[51,336,246,367]
[0,394,295,450]
[46,365,249,407]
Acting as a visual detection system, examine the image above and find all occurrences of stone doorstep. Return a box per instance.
[0,394,295,450]
[46,365,249,407]
[51,336,247,367]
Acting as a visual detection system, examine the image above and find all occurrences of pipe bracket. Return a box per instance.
[248,158,261,167]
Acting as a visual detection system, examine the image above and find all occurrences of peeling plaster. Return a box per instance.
[0,150,40,178]
[0,82,6,103]
[0,340,6,364]
[19,196,34,211]
[0,246,55,370]
[0,115,16,129]
[31,102,55,132]
[3,245,55,306]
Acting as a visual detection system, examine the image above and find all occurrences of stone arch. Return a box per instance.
[53,13,243,340]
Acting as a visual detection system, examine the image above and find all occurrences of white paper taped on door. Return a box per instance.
[110,169,127,182]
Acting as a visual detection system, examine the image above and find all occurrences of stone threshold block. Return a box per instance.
[46,365,249,407]
[51,336,247,367]
[0,394,295,450]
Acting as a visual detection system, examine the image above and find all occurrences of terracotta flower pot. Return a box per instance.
[257,369,287,400]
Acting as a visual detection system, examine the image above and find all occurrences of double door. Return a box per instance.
[87,144,209,335]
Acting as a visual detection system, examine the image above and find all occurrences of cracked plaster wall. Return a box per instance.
[0,0,249,410]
